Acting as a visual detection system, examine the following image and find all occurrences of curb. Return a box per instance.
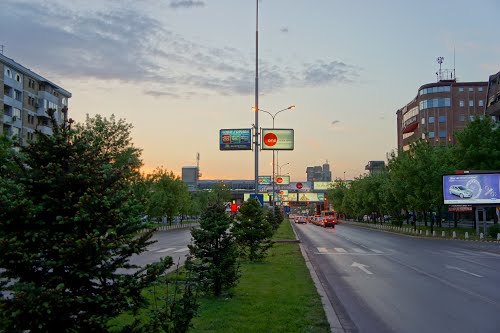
[343,221,500,244]
[291,221,345,333]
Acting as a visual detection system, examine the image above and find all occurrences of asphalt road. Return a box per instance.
[127,228,193,273]
[293,222,500,333]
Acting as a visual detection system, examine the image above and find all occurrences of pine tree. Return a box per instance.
[0,113,172,332]
[188,202,240,297]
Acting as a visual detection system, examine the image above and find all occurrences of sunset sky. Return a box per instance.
[2,0,499,181]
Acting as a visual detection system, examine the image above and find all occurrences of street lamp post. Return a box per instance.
[252,105,295,206]
[253,0,259,194]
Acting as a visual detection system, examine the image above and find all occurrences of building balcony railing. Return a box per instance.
[486,99,500,117]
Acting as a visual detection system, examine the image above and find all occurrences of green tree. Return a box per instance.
[452,116,500,170]
[145,168,190,224]
[0,114,171,332]
[188,202,240,297]
[233,198,273,261]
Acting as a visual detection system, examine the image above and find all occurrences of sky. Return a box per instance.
[1,0,499,181]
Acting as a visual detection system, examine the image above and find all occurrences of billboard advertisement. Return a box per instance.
[258,176,272,185]
[276,175,290,185]
[258,181,312,193]
[261,129,294,150]
[443,173,500,205]
[220,129,252,150]
[313,181,335,190]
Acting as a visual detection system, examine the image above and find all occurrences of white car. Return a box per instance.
[449,185,473,198]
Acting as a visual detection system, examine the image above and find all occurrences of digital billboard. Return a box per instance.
[261,129,294,150]
[258,176,272,185]
[276,175,290,185]
[219,129,252,150]
[443,173,500,205]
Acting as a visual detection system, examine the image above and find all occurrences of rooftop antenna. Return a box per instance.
[453,47,456,80]
[436,56,444,81]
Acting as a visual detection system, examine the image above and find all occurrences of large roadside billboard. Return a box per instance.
[261,129,294,150]
[219,129,252,150]
[276,175,290,185]
[443,173,500,205]
[258,176,272,185]
[313,181,335,190]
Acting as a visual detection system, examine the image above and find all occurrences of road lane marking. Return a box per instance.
[157,248,175,253]
[174,247,189,253]
[317,247,329,253]
[445,265,483,278]
[351,262,373,275]
[352,248,366,253]
[370,249,383,254]
[334,248,347,253]
[480,251,500,257]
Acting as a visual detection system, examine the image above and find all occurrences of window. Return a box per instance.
[439,116,446,123]
[429,131,435,138]
[469,100,474,107]
[421,118,425,125]
[5,68,12,78]
[429,116,435,123]
[478,87,483,92]
[15,74,21,83]
[470,115,476,121]
[479,100,484,107]
[14,90,22,101]
[459,87,464,92]
[459,100,464,107]
[439,131,446,138]
[469,87,474,92]
[459,115,465,122]
[12,108,21,119]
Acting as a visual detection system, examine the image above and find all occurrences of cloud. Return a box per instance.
[280,27,289,33]
[0,0,360,98]
[331,120,340,126]
[170,0,205,9]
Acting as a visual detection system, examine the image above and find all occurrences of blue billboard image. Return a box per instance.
[443,173,500,205]
[219,129,252,150]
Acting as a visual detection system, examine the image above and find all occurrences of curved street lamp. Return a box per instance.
[252,105,295,206]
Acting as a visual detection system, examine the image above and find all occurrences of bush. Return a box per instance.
[488,224,500,239]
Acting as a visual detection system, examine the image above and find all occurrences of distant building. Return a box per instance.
[182,166,200,191]
[396,72,487,151]
[1,53,71,145]
[485,71,500,121]
[365,161,385,174]
[306,162,332,182]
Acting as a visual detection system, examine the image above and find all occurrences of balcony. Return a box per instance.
[38,125,53,136]
[402,115,418,134]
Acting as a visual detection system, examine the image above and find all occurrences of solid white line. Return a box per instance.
[317,247,329,253]
[352,248,366,253]
[157,248,175,253]
[370,249,383,254]
[334,248,347,253]
[173,247,189,253]
[480,251,500,257]
[445,265,483,278]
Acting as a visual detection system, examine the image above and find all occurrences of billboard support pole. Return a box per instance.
[253,0,259,195]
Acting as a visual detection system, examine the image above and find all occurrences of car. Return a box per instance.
[296,216,308,224]
[321,216,336,228]
[449,185,473,198]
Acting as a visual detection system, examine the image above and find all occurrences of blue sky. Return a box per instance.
[1,0,499,180]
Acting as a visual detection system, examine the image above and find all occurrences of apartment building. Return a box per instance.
[396,77,487,151]
[485,71,500,121]
[1,53,71,146]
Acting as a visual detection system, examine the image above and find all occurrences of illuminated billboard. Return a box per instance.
[258,176,272,185]
[313,181,335,190]
[443,173,500,205]
[261,129,294,150]
[219,129,252,150]
[276,175,290,185]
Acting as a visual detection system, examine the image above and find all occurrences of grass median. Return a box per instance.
[189,220,329,332]
[109,220,330,332]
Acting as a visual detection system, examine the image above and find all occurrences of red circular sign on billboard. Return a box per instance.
[263,133,278,147]
[276,177,283,184]
[296,182,303,189]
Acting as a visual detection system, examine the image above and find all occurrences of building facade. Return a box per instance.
[1,53,71,146]
[485,71,500,121]
[397,79,487,151]
[306,163,332,182]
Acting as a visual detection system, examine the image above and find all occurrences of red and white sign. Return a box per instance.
[261,129,294,150]
[296,182,303,189]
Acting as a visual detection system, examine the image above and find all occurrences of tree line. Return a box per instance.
[328,116,500,233]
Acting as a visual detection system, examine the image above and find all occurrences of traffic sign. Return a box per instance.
[296,182,303,189]
[249,193,264,207]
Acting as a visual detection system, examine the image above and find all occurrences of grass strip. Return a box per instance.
[189,220,330,333]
